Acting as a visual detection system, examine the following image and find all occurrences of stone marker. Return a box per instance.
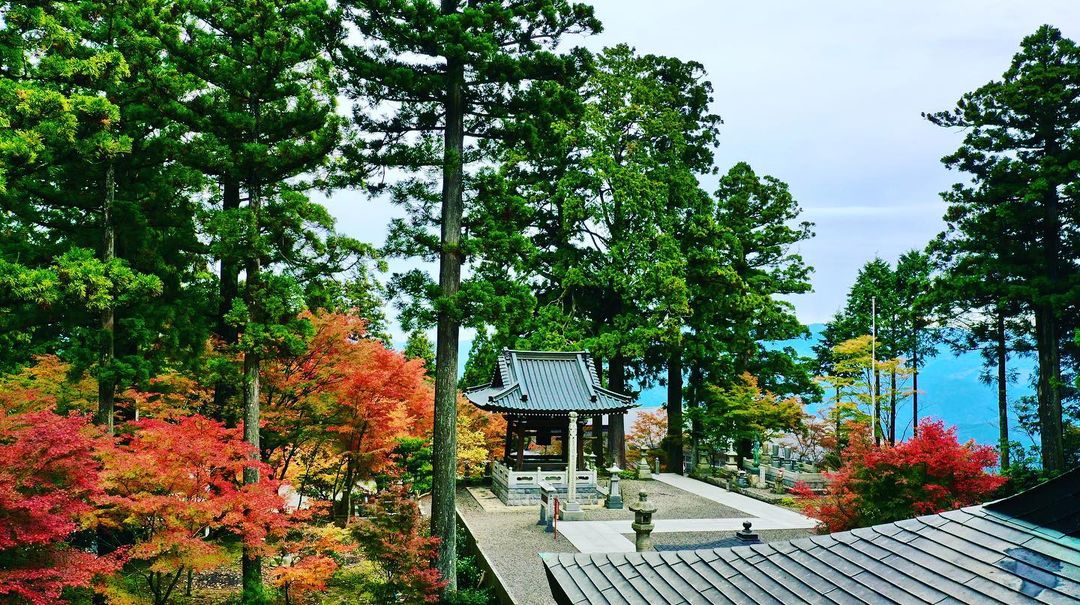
[540,482,555,532]
[628,490,657,552]
[538,481,552,526]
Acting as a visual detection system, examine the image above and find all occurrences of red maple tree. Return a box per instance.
[261,311,435,523]
[0,410,118,604]
[100,415,291,605]
[795,420,1007,532]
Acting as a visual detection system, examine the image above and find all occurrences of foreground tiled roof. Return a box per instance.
[543,469,1080,604]
[464,350,635,415]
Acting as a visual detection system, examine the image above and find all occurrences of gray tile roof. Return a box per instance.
[543,469,1080,604]
[464,350,635,415]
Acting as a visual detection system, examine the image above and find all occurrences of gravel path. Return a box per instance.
[457,487,576,605]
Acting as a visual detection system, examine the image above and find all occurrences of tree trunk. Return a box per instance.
[1034,304,1064,471]
[593,356,604,467]
[213,176,242,426]
[607,356,627,468]
[97,162,116,435]
[432,4,465,589]
[996,308,1010,469]
[834,385,843,460]
[889,370,897,445]
[665,350,683,473]
[911,329,919,438]
[689,364,702,469]
[873,368,881,445]
[241,101,264,602]
[335,455,356,527]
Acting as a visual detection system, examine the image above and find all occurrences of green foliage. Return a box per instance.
[403,330,436,378]
[925,24,1080,471]
[460,328,498,389]
[383,437,434,495]
[690,373,804,456]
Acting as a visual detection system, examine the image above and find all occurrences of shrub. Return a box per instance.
[795,420,1006,532]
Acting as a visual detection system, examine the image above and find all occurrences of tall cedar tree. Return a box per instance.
[711,164,815,394]
[79,1,210,433]
[925,25,1080,471]
[927,234,1031,469]
[337,0,600,586]
[688,163,814,462]
[470,45,720,468]
[893,250,937,438]
[0,2,171,433]
[557,46,719,468]
[156,1,350,598]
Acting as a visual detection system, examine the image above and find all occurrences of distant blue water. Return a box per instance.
[448,324,1036,447]
[630,324,1036,447]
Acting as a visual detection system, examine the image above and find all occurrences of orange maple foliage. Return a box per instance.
[119,371,215,421]
[268,521,353,605]
[100,415,292,605]
[261,311,434,522]
[457,396,506,477]
[627,409,667,465]
[0,410,119,605]
[0,355,96,415]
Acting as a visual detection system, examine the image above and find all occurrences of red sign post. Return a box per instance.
[553,497,559,541]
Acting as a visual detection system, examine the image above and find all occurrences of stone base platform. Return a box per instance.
[491,461,601,506]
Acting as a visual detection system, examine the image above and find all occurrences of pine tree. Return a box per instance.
[403,329,436,378]
[156,1,349,598]
[337,0,600,586]
[925,25,1080,471]
[894,250,937,437]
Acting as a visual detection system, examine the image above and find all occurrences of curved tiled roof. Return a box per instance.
[543,468,1080,604]
[464,350,635,415]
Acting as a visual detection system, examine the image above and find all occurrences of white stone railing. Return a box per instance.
[492,460,596,487]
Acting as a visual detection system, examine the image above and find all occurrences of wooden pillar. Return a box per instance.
[503,417,514,464]
[593,415,604,467]
[576,419,586,470]
[515,423,526,471]
[608,357,628,468]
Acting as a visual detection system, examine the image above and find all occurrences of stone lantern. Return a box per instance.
[628,490,657,552]
[724,442,739,472]
[605,465,624,509]
[636,456,651,480]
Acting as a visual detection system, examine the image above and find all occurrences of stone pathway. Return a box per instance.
[652,472,815,527]
[556,474,815,554]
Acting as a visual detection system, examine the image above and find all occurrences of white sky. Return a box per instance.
[322,1,1080,339]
